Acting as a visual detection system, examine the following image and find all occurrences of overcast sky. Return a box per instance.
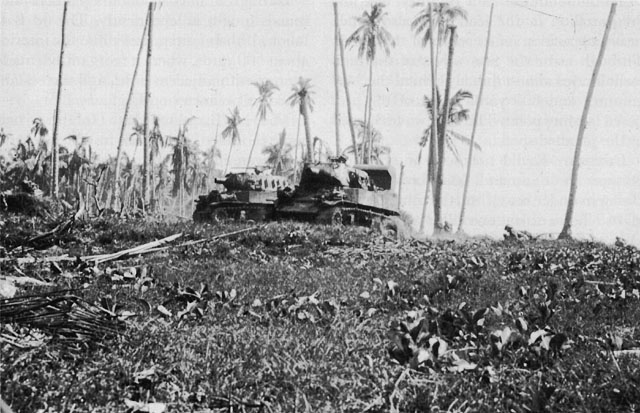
[1,1,639,245]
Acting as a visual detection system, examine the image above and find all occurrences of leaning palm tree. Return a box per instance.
[346,2,395,164]
[559,3,617,239]
[51,2,68,199]
[222,107,244,174]
[246,80,278,170]
[286,78,315,163]
[458,4,494,234]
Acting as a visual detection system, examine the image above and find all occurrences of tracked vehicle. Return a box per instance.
[275,157,399,226]
[193,168,289,222]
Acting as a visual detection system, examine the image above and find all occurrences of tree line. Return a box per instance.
[1,2,619,239]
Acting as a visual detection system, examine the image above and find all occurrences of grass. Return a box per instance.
[1,212,639,412]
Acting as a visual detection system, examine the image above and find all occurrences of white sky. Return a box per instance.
[1,1,639,245]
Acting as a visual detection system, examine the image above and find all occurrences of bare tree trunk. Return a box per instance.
[245,118,262,171]
[338,27,358,162]
[458,4,494,234]
[333,3,341,156]
[426,3,439,234]
[559,3,617,239]
[397,161,405,210]
[112,9,149,210]
[434,25,457,234]
[143,2,154,212]
[367,59,374,164]
[51,1,68,199]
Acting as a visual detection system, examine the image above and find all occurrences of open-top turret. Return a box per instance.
[275,156,399,226]
[193,167,290,222]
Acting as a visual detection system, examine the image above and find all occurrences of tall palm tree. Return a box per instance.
[246,80,278,170]
[51,1,68,199]
[346,2,395,164]
[559,3,617,239]
[336,6,359,163]
[413,3,467,232]
[458,4,494,234]
[222,107,244,174]
[143,2,155,210]
[286,78,315,163]
[112,7,150,210]
[418,88,476,232]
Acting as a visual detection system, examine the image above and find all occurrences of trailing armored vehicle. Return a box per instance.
[275,157,399,226]
[193,168,290,222]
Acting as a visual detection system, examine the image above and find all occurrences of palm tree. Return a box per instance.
[335,4,359,163]
[262,129,293,175]
[346,2,395,164]
[344,120,390,165]
[246,80,278,170]
[286,78,315,163]
[143,2,155,210]
[559,3,617,239]
[222,107,244,174]
[412,3,467,232]
[418,88,476,232]
[262,129,293,176]
[0,128,9,148]
[62,135,92,191]
[149,116,165,208]
[168,117,196,216]
[458,4,494,234]
[112,7,150,210]
[51,1,68,199]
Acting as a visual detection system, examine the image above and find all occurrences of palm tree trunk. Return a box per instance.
[112,9,149,210]
[338,27,358,162]
[426,3,439,234]
[419,145,434,233]
[434,25,457,234]
[300,100,313,163]
[367,59,374,164]
[458,4,494,234]
[293,114,301,180]
[333,3,341,157]
[397,161,405,210]
[361,82,370,164]
[51,1,68,199]
[224,141,233,175]
[559,3,616,239]
[245,118,262,171]
[143,2,154,212]
[208,122,219,190]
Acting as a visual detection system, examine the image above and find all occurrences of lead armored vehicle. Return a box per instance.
[275,157,399,226]
[193,168,290,222]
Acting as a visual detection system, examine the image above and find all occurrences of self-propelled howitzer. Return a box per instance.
[275,157,399,226]
[193,169,290,222]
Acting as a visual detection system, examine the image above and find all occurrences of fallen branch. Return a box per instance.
[83,233,183,264]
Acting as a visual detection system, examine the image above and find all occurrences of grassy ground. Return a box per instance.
[1,213,639,412]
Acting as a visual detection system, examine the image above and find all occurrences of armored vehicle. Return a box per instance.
[193,168,290,222]
[275,157,399,226]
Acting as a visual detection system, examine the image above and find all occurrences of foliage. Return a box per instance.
[1,215,638,412]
